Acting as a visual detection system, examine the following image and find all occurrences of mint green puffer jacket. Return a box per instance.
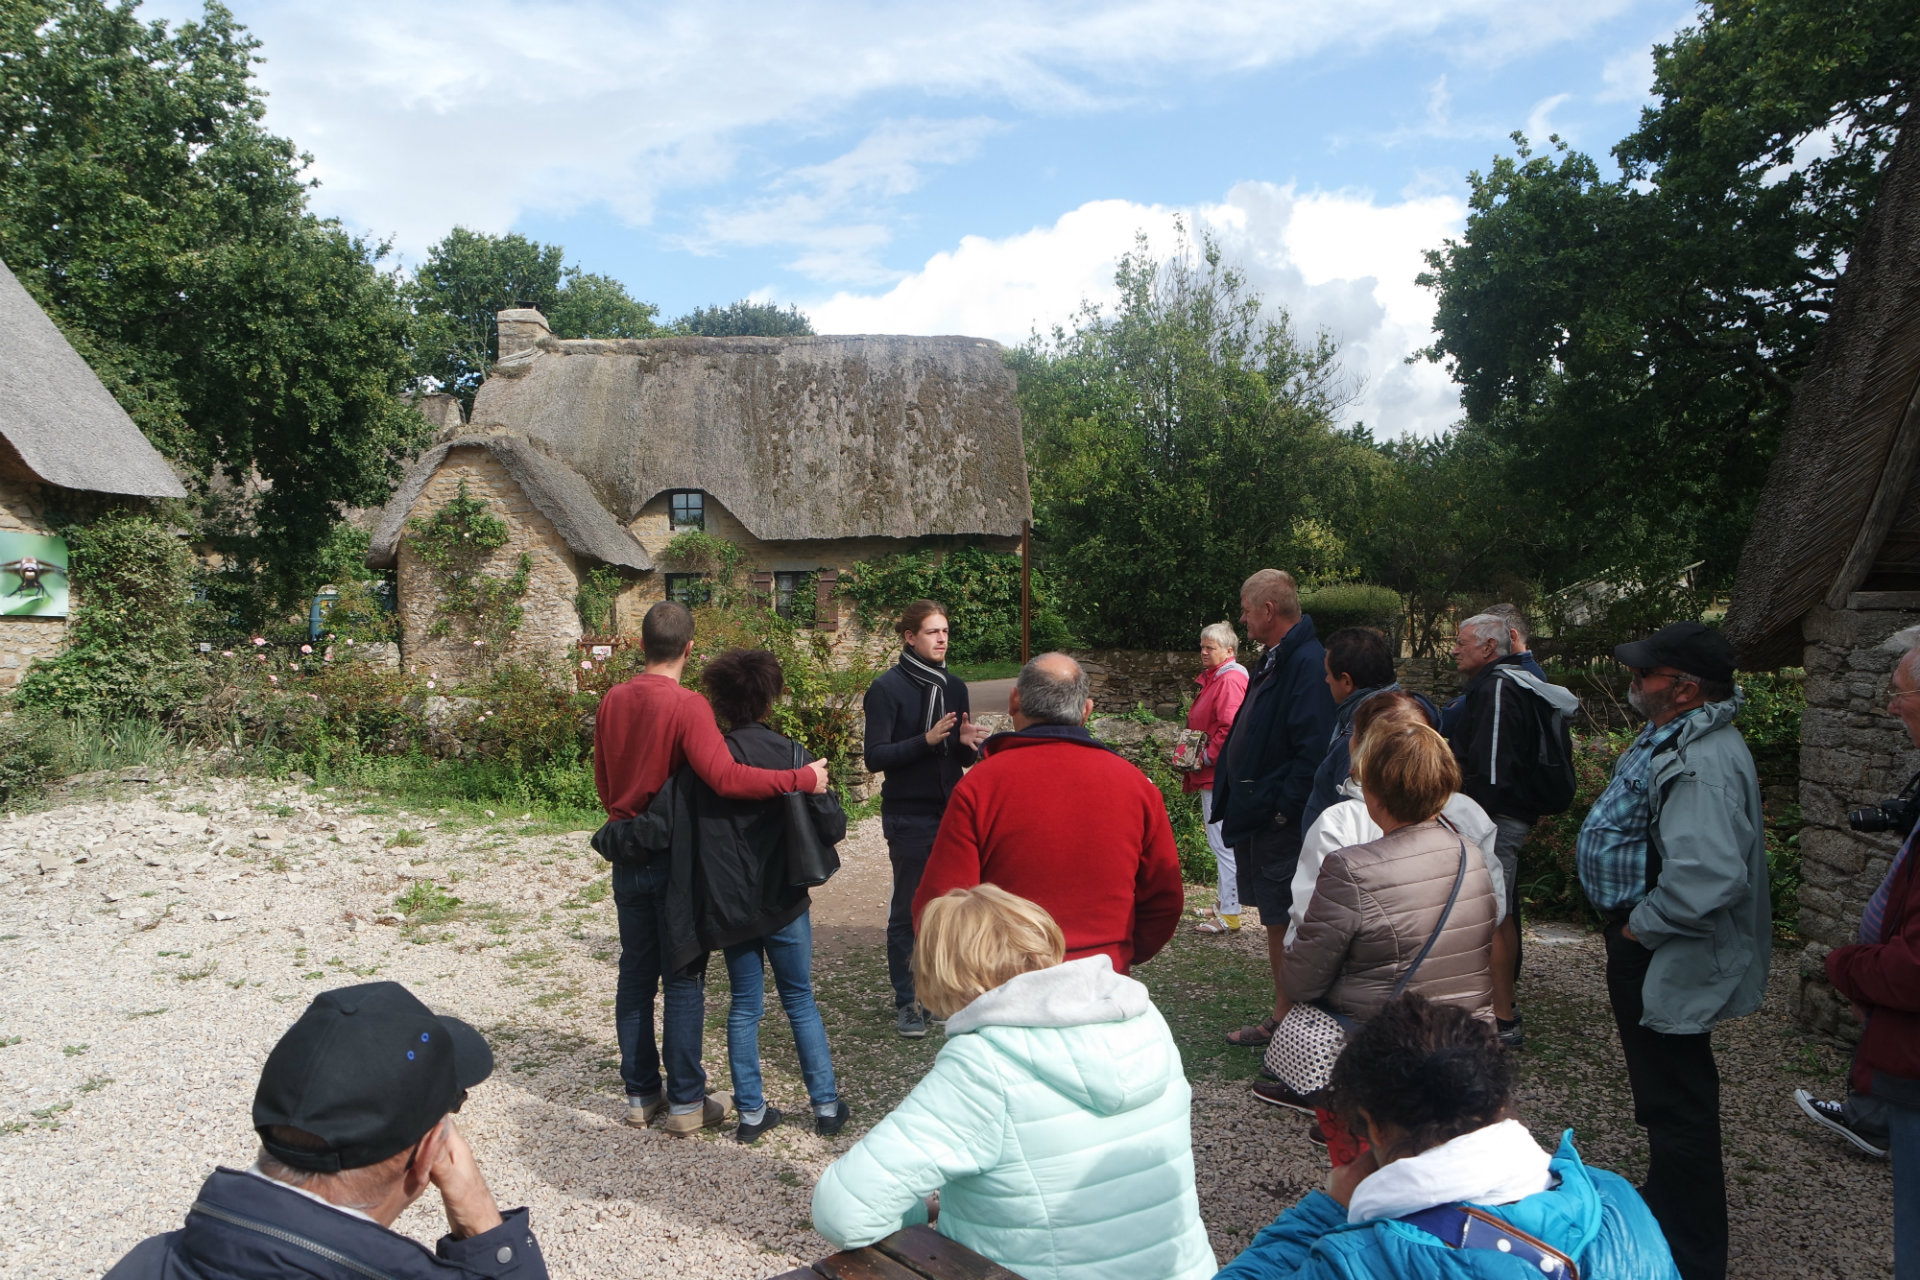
[811,957,1216,1280]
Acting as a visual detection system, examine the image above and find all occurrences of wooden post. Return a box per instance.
[1020,519,1032,664]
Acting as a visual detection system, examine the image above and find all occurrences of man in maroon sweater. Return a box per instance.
[913,652,1183,974]
[594,602,827,1136]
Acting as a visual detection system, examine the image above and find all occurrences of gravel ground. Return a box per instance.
[0,771,1894,1278]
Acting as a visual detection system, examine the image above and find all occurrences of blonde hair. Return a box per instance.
[1199,621,1239,652]
[1241,569,1300,620]
[913,885,1066,1018]
[1353,723,1461,824]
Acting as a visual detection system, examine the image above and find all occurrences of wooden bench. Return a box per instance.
[768,1225,1019,1280]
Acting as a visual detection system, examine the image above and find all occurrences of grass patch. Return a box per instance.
[0,1036,21,1048]
[177,960,219,981]
[563,877,609,909]
[311,752,603,830]
[127,1007,168,1019]
[61,1043,88,1057]
[79,1077,113,1093]
[389,829,426,849]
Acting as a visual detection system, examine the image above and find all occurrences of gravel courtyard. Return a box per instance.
[0,770,1895,1278]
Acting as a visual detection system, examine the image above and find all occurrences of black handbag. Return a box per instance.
[784,740,841,887]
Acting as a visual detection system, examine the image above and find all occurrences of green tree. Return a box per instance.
[1013,226,1373,649]
[406,229,660,405]
[1418,0,1919,589]
[0,0,427,616]
[673,300,815,336]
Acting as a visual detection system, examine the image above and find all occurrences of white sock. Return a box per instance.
[739,1105,767,1125]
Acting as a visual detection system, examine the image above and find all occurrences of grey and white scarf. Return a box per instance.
[898,646,950,755]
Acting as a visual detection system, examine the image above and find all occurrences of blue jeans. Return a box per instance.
[613,859,707,1106]
[723,910,837,1115]
[1891,1100,1920,1280]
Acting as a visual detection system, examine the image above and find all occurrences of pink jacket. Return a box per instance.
[1183,660,1248,792]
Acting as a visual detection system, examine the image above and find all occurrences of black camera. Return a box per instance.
[1849,770,1920,835]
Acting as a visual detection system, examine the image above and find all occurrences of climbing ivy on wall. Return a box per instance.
[406,481,531,656]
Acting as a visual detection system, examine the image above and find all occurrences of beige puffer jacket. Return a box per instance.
[1283,818,1495,1022]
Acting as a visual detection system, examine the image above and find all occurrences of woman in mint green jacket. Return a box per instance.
[811,885,1216,1280]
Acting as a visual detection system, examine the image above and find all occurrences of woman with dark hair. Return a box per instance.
[1218,994,1679,1279]
[698,648,849,1143]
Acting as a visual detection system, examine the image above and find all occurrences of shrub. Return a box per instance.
[0,713,63,802]
[575,565,626,636]
[843,546,1071,663]
[1299,583,1403,641]
[16,513,204,720]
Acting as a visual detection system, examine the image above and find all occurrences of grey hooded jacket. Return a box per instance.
[1626,695,1771,1035]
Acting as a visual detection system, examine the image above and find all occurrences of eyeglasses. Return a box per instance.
[1889,687,1920,707]
[1632,668,1693,685]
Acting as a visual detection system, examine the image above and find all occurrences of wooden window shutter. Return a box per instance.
[815,568,839,631]
[750,570,773,604]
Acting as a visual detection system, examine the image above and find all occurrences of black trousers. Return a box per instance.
[1604,922,1727,1280]
[882,810,942,1009]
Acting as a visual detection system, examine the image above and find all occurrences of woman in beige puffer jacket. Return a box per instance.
[1284,722,1496,1023]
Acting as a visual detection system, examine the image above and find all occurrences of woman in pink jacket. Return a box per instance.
[1186,621,1248,932]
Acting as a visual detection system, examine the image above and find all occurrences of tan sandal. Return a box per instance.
[1195,917,1240,935]
[1225,1016,1280,1047]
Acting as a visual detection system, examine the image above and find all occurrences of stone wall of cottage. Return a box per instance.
[394,447,583,672]
[1790,603,1920,1040]
[0,440,71,687]
[1067,647,1472,719]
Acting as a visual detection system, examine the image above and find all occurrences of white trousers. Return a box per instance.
[1200,788,1239,916]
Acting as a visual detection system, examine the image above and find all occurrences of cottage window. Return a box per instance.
[774,571,807,619]
[665,573,711,607]
[669,491,705,531]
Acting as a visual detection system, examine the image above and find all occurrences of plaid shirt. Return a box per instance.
[1576,712,1695,912]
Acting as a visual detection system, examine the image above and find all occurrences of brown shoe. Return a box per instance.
[624,1095,667,1128]
[1225,1017,1279,1047]
[661,1092,733,1136]
[1252,1079,1316,1114]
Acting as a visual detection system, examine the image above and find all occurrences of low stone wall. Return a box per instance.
[1791,604,1920,1040]
[0,616,67,687]
[1071,650,1196,718]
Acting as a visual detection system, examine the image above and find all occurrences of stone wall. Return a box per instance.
[1071,647,1472,719]
[395,446,583,672]
[1790,603,1920,1039]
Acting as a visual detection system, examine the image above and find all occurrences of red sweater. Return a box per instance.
[1828,840,1920,1091]
[593,673,806,819]
[913,728,1184,973]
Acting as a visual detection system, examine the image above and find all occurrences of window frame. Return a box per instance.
[664,572,711,607]
[668,490,705,532]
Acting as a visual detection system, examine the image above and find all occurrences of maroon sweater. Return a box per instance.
[1829,841,1920,1096]
[593,673,805,820]
[913,726,1184,973]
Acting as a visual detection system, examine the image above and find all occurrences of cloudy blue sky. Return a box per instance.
[146,0,1700,435]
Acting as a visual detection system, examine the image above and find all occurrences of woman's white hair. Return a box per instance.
[1200,622,1239,652]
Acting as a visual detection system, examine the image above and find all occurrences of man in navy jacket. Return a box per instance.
[862,599,989,1037]
[1211,569,1337,1047]
[106,982,545,1280]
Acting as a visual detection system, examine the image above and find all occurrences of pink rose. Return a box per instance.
[300,644,313,654]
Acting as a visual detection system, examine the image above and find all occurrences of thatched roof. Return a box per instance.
[0,258,186,499]
[1725,116,1920,668]
[466,327,1031,541]
[367,434,652,573]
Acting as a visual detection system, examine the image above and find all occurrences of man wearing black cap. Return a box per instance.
[1575,622,1769,1280]
[105,981,546,1279]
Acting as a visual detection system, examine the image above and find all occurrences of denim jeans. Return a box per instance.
[723,909,838,1116]
[612,858,707,1106]
[882,810,943,1008]
[1891,1100,1920,1280]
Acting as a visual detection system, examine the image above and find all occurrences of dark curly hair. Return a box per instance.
[1326,994,1512,1160]
[701,648,784,727]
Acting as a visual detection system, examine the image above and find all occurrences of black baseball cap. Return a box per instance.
[253,981,492,1172]
[1613,621,1736,684]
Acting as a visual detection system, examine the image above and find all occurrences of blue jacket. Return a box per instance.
[105,1168,547,1280]
[1211,615,1337,847]
[1300,685,1439,836]
[1214,1134,1677,1280]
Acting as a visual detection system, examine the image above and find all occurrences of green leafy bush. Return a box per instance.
[1299,583,1403,640]
[843,546,1071,664]
[17,513,204,720]
[574,565,626,636]
[0,713,64,802]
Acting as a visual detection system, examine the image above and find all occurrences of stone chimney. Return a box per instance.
[495,308,551,360]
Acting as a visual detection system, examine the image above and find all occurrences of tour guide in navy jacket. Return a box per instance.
[1211,570,1337,1045]
[106,982,545,1280]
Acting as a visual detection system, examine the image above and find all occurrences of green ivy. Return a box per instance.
[842,546,1072,664]
[574,564,625,636]
[405,481,530,653]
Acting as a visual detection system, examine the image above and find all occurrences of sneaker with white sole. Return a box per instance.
[661,1092,733,1137]
[896,1003,928,1039]
[1794,1088,1888,1158]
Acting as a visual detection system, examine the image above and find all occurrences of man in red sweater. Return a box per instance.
[913,652,1184,974]
[594,601,827,1137]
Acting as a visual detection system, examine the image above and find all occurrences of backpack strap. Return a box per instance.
[1397,1204,1580,1280]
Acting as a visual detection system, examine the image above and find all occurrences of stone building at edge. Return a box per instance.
[367,310,1032,670]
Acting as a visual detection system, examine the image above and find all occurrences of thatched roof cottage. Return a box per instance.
[0,257,186,683]
[368,310,1031,668]
[1724,114,1920,1037]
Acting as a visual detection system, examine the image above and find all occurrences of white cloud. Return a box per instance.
[807,182,1467,437]
[1525,92,1574,143]
[157,0,1633,258]
[1598,46,1653,102]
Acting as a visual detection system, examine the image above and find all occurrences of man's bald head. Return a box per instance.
[1012,652,1093,727]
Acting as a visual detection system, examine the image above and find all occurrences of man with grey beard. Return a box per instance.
[1576,621,1769,1280]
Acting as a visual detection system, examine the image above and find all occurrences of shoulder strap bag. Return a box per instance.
[1264,837,1471,1096]
[784,740,841,888]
